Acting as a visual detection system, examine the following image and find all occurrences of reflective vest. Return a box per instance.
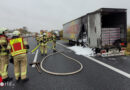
[9,37,26,56]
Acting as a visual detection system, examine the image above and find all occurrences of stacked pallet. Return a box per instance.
[102,28,121,46]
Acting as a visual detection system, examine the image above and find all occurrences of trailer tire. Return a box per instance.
[69,40,75,46]
[81,42,84,46]
[69,40,71,45]
[95,48,101,54]
[76,42,80,46]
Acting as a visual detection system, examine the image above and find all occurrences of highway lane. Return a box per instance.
[94,56,130,73]
[58,40,130,74]
[1,37,130,90]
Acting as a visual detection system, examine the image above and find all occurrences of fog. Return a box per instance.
[0,0,129,32]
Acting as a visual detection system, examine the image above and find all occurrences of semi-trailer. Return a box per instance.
[63,8,127,56]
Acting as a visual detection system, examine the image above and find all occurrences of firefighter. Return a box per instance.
[39,32,48,56]
[0,27,12,82]
[35,33,40,45]
[52,33,57,52]
[9,31,29,82]
[47,32,52,42]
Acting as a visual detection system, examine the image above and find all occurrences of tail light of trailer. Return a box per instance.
[120,43,125,46]
[101,50,106,54]
[121,47,126,51]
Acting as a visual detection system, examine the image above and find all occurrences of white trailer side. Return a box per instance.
[87,13,101,48]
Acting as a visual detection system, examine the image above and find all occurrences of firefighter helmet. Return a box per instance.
[43,32,47,36]
[40,30,44,35]
[13,31,21,36]
[0,27,7,34]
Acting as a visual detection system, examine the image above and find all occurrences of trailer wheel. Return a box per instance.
[76,42,80,46]
[69,40,71,45]
[95,48,101,54]
[81,42,84,46]
[69,40,75,46]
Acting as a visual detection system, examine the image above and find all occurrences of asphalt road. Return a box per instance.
[1,37,130,90]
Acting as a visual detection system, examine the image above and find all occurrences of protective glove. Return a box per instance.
[3,44,7,48]
[6,50,10,54]
[0,46,2,49]
[40,41,43,43]
[25,45,29,49]
[10,57,14,64]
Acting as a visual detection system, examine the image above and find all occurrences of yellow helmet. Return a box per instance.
[40,30,44,35]
[0,27,7,34]
[13,31,21,36]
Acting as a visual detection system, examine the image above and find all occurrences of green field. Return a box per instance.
[126,29,130,54]
[128,29,130,43]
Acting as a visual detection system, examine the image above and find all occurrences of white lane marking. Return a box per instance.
[57,42,130,78]
[32,50,39,67]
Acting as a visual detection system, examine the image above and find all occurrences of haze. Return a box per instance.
[0,0,129,32]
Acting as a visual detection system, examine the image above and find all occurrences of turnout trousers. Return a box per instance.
[52,41,56,50]
[40,43,47,54]
[0,56,9,79]
[13,54,27,80]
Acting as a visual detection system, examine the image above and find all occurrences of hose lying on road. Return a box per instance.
[40,50,83,76]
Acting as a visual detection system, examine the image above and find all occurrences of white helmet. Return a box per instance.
[43,33,46,36]
[13,31,21,36]
[0,27,7,34]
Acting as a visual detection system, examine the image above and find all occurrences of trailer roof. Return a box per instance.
[63,15,87,26]
[63,8,127,26]
[87,8,127,15]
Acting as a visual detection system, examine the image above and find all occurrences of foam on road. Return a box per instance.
[68,45,94,56]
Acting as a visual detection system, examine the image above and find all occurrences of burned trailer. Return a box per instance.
[63,16,87,45]
[87,8,127,55]
[63,8,127,56]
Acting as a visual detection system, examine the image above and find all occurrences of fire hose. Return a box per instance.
[40,50,83,76]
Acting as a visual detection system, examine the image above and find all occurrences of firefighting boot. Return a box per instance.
[16,77,21,83]
[3,77,13,82]
[22,78,29,83]
[53,50,57,52]
[41,54,44,56]
[53,48,57,52]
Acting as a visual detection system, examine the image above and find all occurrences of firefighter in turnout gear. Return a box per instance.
[39,32,48,56]
[35,33,40,45]
[9,31,29,82]
[47,32,52,42]
[52,33,57,52]
[0,27,13,82]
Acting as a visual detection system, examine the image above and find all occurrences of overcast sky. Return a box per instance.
[0,0,130,32]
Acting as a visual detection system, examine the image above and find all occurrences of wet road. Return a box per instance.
[1,37,130,90]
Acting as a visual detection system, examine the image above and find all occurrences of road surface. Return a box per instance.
[1,37,130,90]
